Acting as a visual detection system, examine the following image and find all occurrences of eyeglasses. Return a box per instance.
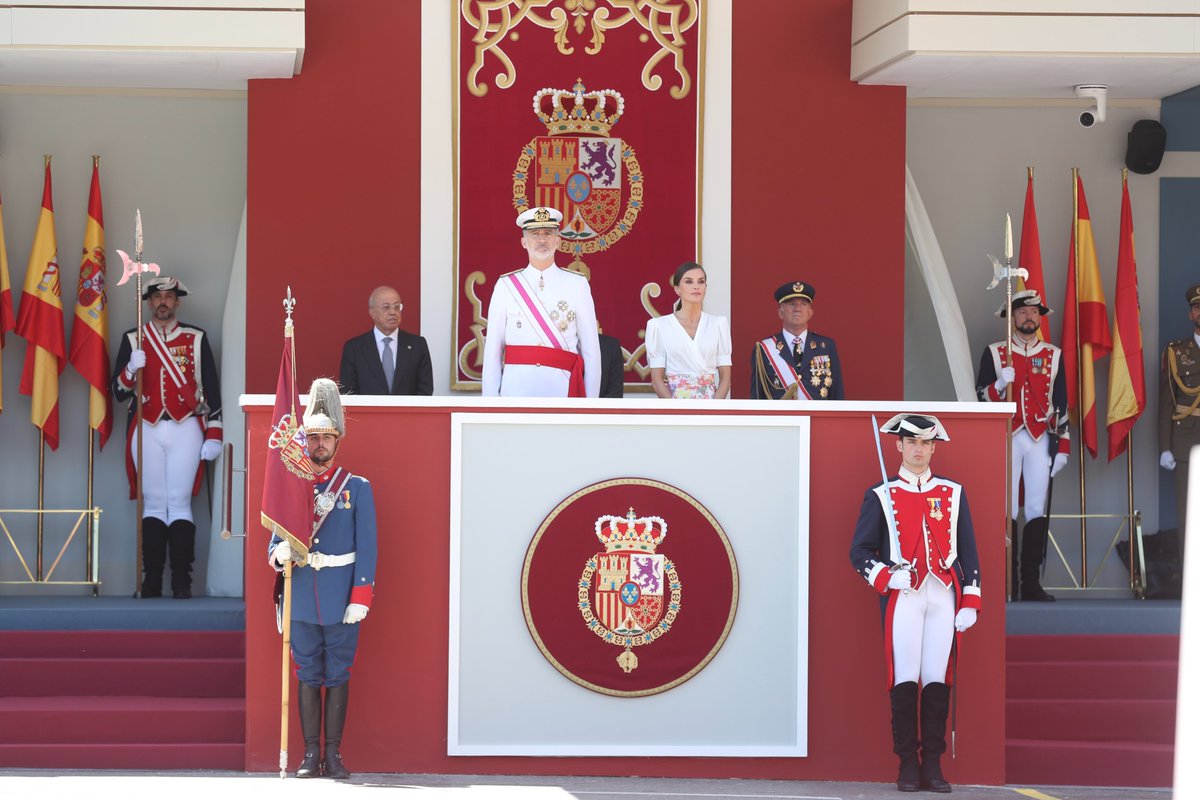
[374,303,403,313]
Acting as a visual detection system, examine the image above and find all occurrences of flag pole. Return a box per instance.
[1072,168,1089,586]
[86,429,94,584]
[1120,168,1137,592]
[280,556,293,779]
[37,431,45,580]
[134,211,146,597]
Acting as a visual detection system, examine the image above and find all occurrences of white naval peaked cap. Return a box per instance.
[303,378,345,437]
[516,206,563,230]
[879,414,950,441]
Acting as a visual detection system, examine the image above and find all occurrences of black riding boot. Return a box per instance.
[295,682,322,778]
[322,682,351,780]
[1020,516,1055,602]
[919,682,952,793]
[141,517,168,597]
[167,519,196,598]
[889,681,920,792]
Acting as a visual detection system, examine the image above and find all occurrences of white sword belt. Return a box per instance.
[306,551,356,570]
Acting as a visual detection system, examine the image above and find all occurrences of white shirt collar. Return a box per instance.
[1194,331,1200,349]
[373,326,396,347]
[784,330,807,351]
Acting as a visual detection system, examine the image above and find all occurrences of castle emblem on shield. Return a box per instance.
[579,508,681,673]
[512,79,644,277]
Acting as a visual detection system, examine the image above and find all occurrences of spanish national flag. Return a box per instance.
[1105,174,1145,461]
[1016,168,1051,341]
[68,159,113,448]
[0,190,15,414]
[15,159,66,450]
[1061,171,1112,460]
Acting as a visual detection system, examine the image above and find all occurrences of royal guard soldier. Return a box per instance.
[481,206,602,397]
[112,275,222,598]
[850,414,982,793]
[1159,282,1200,561]
[975,290,1068,601]
[750,280,844,400]
[269,379,377,780]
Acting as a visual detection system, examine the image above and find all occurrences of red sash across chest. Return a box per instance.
[890,483,956,589]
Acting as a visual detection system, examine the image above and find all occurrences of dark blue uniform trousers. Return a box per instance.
[291,620,360,687]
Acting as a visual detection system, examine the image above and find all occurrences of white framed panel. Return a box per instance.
[448,412,810,757]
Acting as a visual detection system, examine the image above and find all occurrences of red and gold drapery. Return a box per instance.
[454,0,705,390]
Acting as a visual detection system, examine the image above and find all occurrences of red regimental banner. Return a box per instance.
[521,477,737,697]
[455,0,704,390]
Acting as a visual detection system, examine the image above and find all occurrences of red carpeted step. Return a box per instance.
[2,656,244,697]
[1006,659,1178,699]
[0,630,243,659]
[0,742,244,771]
[1007,634,1180,662]
[1007,697,1176,745]
[0,696,244,744]
[1007,739,1174,788]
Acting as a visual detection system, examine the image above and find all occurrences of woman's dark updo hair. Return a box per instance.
[671,261,705,287]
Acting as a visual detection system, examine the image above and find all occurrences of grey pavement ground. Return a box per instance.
[0,771,1174,800]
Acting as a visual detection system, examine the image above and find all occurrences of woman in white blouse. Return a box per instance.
[646,262,732,399]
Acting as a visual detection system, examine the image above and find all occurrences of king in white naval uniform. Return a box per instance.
[481,206,601,397]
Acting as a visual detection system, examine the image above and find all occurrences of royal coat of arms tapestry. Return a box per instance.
[454,0,705,390]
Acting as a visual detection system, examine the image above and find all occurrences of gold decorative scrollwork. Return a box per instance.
[621,281,661,379]
[462,0,699,99]
[458,270,490,380]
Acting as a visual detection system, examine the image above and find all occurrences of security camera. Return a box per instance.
[1075,84,1107,127]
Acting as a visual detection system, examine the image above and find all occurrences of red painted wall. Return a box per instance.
[243,403,1008,784]
[730,1,907,399]
[246,0,422,393]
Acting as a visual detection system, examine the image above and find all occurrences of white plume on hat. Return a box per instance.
[303,378,345,437]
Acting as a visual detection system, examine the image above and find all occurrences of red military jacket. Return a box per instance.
[851,467,982,611]
[977,337,1070,454]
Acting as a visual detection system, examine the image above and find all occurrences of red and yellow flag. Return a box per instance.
[1016,168,1051,341]
[15,159,66,450]
[0,190,15,414]
[1105,174,1145,461]
[67,160,113,448]
[1061,171,1112,460]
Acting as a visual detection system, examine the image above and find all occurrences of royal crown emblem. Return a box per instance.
[513,79,644,277]
[579,507,681,674]
[267,413,318,480]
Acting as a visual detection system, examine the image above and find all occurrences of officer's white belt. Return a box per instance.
[306,551,356,570]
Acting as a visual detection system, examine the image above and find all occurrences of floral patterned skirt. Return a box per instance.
[667,373,716,400]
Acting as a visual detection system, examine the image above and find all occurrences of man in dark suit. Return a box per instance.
[597,330,625,398]
[749,280,844,400]
[339,286,433,396]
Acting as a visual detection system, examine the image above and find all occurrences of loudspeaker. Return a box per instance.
[1125,119,1167,174]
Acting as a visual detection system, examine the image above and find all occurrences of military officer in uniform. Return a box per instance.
[850,414,982,794]
[481,206,602,397]
[269,379,377,780]
[1160,282,1200,561]
[112,276,222,599]
[749,281,844,400]
[975,290,1068,602]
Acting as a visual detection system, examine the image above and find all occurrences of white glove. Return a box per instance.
[887,569,913,591]
[342,603,369,624]
[271,540,291,567]
[1050,452,1069,478]
[200,440,222,461]
[1161,451,1177,471]
[125,348,146,377]
[994,366,1016,393]
[954,607,978,633]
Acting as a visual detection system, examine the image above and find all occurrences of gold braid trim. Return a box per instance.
[754,341,797,400]
[1168,345,1200,421]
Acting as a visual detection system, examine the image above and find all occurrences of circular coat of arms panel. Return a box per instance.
[521,478,738,697]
